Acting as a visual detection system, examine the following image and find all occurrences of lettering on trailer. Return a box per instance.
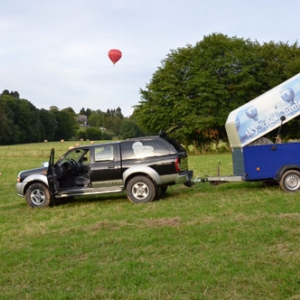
[235,76,300,144]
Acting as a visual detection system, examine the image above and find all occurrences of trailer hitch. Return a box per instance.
[193,161,221,184]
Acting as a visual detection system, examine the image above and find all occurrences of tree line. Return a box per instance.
[0,91,142,145]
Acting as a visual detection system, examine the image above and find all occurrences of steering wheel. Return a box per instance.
[68,159,78,174]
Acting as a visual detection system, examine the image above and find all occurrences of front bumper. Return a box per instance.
[16,182,26,197]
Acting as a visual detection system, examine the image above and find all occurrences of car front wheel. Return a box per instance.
[26,183,52,207]
[126,176,156,203]
[279,170,300,192]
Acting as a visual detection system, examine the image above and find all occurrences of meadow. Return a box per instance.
[0,141,300,299]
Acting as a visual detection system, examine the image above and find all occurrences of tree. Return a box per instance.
[0,92,127,144]
[10,91,20,99]
[39,109,58,141]
[134,33,300,151]
[0,105,12,144]
[1,90,10,96]
[85,108,93,118]
[119,118,143,139]
[0,95,42,144]
[80,107,93,117]
[88,111,104,127]
[79,107,86,115]
[103,107,124,136]
[62,107,76,115]
[256,41,300,90]
[51,109,77,141]
[83,127,102,140]
[49,106,59,111]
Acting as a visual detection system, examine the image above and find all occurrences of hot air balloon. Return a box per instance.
[280,86,295,104]
[245,106,258,121]
[108,49,122,65]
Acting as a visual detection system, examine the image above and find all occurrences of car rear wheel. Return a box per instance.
[26,183,52,207]
[279,170,300,192]
[126,176,156,203]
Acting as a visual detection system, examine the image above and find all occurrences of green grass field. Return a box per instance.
[1,141,300,299]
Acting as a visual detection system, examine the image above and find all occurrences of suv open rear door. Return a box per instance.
[159,123,182,138]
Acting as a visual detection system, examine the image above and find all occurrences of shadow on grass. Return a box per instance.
[53,192,128,207]
[188,179,283,199]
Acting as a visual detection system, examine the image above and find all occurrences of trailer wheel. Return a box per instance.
[279,170,300,192]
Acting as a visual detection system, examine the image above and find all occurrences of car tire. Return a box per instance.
[26,183,52,207]
[279,170,300,192]
[126,176,156,203]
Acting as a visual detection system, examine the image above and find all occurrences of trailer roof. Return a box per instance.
[225,73,300,148]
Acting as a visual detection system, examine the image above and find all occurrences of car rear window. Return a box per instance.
[121,140,170,160]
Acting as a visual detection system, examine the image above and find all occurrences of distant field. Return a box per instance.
[1,142,300,299]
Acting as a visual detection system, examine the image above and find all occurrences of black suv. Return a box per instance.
[16,131,193,207]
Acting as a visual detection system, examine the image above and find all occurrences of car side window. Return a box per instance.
[121,140,169,159]
[94,145,114,162]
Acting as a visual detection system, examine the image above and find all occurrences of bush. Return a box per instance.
[77,127,102,140]
[101,130,113,140]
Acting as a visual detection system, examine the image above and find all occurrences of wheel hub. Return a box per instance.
[133,183,148,199]
[286,175,300,190]
[31,189,45,205]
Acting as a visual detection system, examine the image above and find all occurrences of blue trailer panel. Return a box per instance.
[242,143,300,181]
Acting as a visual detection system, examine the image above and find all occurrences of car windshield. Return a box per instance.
[57,148,88,165]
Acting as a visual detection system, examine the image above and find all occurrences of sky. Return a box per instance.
[0,0,300,117]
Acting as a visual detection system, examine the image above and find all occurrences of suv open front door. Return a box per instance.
[47,148,58,201]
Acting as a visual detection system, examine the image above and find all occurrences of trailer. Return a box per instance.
[203,72,300,191]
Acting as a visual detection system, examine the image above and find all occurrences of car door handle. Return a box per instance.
[108,166,115,169]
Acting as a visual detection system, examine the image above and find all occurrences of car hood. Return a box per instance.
[19,166,48,179]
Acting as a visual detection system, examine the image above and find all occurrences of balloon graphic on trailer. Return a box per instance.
[108,49,122,65]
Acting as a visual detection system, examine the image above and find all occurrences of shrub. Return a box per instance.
[77,127,102,140]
